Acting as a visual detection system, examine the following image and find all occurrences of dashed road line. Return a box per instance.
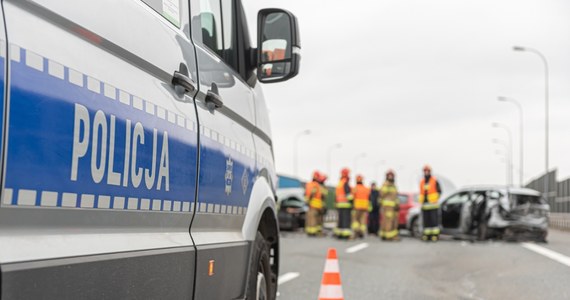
[346,242,369,254]
[278,272,300,285]
[522,243,570,267]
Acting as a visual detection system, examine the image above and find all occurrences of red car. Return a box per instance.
[398,193,419,228]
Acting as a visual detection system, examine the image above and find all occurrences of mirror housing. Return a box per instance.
[256,8,300,83]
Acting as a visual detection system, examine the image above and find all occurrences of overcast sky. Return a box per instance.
[243,0,570,191]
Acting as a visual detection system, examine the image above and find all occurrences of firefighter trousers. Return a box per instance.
[352,210,367,237]
[305,207,322,235]
[421,206,440,239]
[380,206,399,240]
[334,208,352,238]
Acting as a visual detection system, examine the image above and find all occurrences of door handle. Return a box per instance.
[172,71,197,94]
[205,83,223,109]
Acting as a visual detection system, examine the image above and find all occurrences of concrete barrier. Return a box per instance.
[549,213,570,232]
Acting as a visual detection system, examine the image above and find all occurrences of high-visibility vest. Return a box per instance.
[305,181,323,209]
[335,178,352,208]
[352,184,370,211]
[419,176,440,204]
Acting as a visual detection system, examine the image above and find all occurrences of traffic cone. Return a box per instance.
[318,248,344,300]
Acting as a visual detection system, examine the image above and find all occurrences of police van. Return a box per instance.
[0,0,299,299]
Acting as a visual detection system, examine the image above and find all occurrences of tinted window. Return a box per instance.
[445,192,469,205]
[398,194,408,204]
[221,0,238,69]
[471,191,486,203]
[198,0,223,56]
[141,0,181,27]
[191,0,238,71]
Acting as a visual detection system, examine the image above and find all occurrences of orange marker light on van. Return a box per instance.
[208,260,215,276]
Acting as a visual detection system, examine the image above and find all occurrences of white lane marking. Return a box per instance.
[346,242,369,254]
[278,272,300,285]
[522,243,570,267]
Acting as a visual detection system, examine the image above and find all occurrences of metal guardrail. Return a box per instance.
[550,213,570,232]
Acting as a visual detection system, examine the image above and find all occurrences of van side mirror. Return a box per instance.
[257,9,300,83]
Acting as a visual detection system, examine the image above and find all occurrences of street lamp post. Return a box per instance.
[293,129,311,178]
[498,96,524,187]
[353,153,366,175]
[513,46,550,197]
[492,137,512,186]
[326,143,342,177]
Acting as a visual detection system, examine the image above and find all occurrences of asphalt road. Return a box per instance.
[276,229,570,300]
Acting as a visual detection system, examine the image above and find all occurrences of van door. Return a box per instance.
[189,0,256,298]
[0,1,199,298]
[0,3,6,187]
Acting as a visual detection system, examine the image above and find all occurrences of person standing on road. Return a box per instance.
[379,170,400,241]
[334,168,354,239]
[305,171,324,236]
[352,175,371,239]
[367,182,380,235]
[317,173,329,235]
[419,165,442,242]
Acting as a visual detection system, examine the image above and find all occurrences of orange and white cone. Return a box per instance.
[318,248,344,300]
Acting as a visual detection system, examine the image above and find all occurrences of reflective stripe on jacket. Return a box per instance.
[380,182,399,209]
[419,176,439,204]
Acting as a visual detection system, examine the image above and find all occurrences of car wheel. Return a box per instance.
[411,217,421,238]
[247,232,276,300]
[538,231,548,243]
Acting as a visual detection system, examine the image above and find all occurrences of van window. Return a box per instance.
[141,0,181,27]
[221,0,238,69]
[191,0,239,71]
[198,0,223,56]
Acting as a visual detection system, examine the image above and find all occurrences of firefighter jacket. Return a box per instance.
[305,180,323,209]
[380,181,399,210]
[335,177,353,209]
[419,176,441,208]
[352,183,371,211]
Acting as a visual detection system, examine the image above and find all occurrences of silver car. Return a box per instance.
[406,186,549,242]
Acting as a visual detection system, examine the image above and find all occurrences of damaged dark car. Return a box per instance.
[408,186,549,242]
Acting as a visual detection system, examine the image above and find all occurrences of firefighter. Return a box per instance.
[317,173,329,235]
[379,170,400,241]
[351,175,371,238]
[419,165,442,241]
[334,168,354,239]
[367,182,380,235]
[305,171,323,236]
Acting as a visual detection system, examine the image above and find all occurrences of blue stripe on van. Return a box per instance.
[1,46,256,213]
